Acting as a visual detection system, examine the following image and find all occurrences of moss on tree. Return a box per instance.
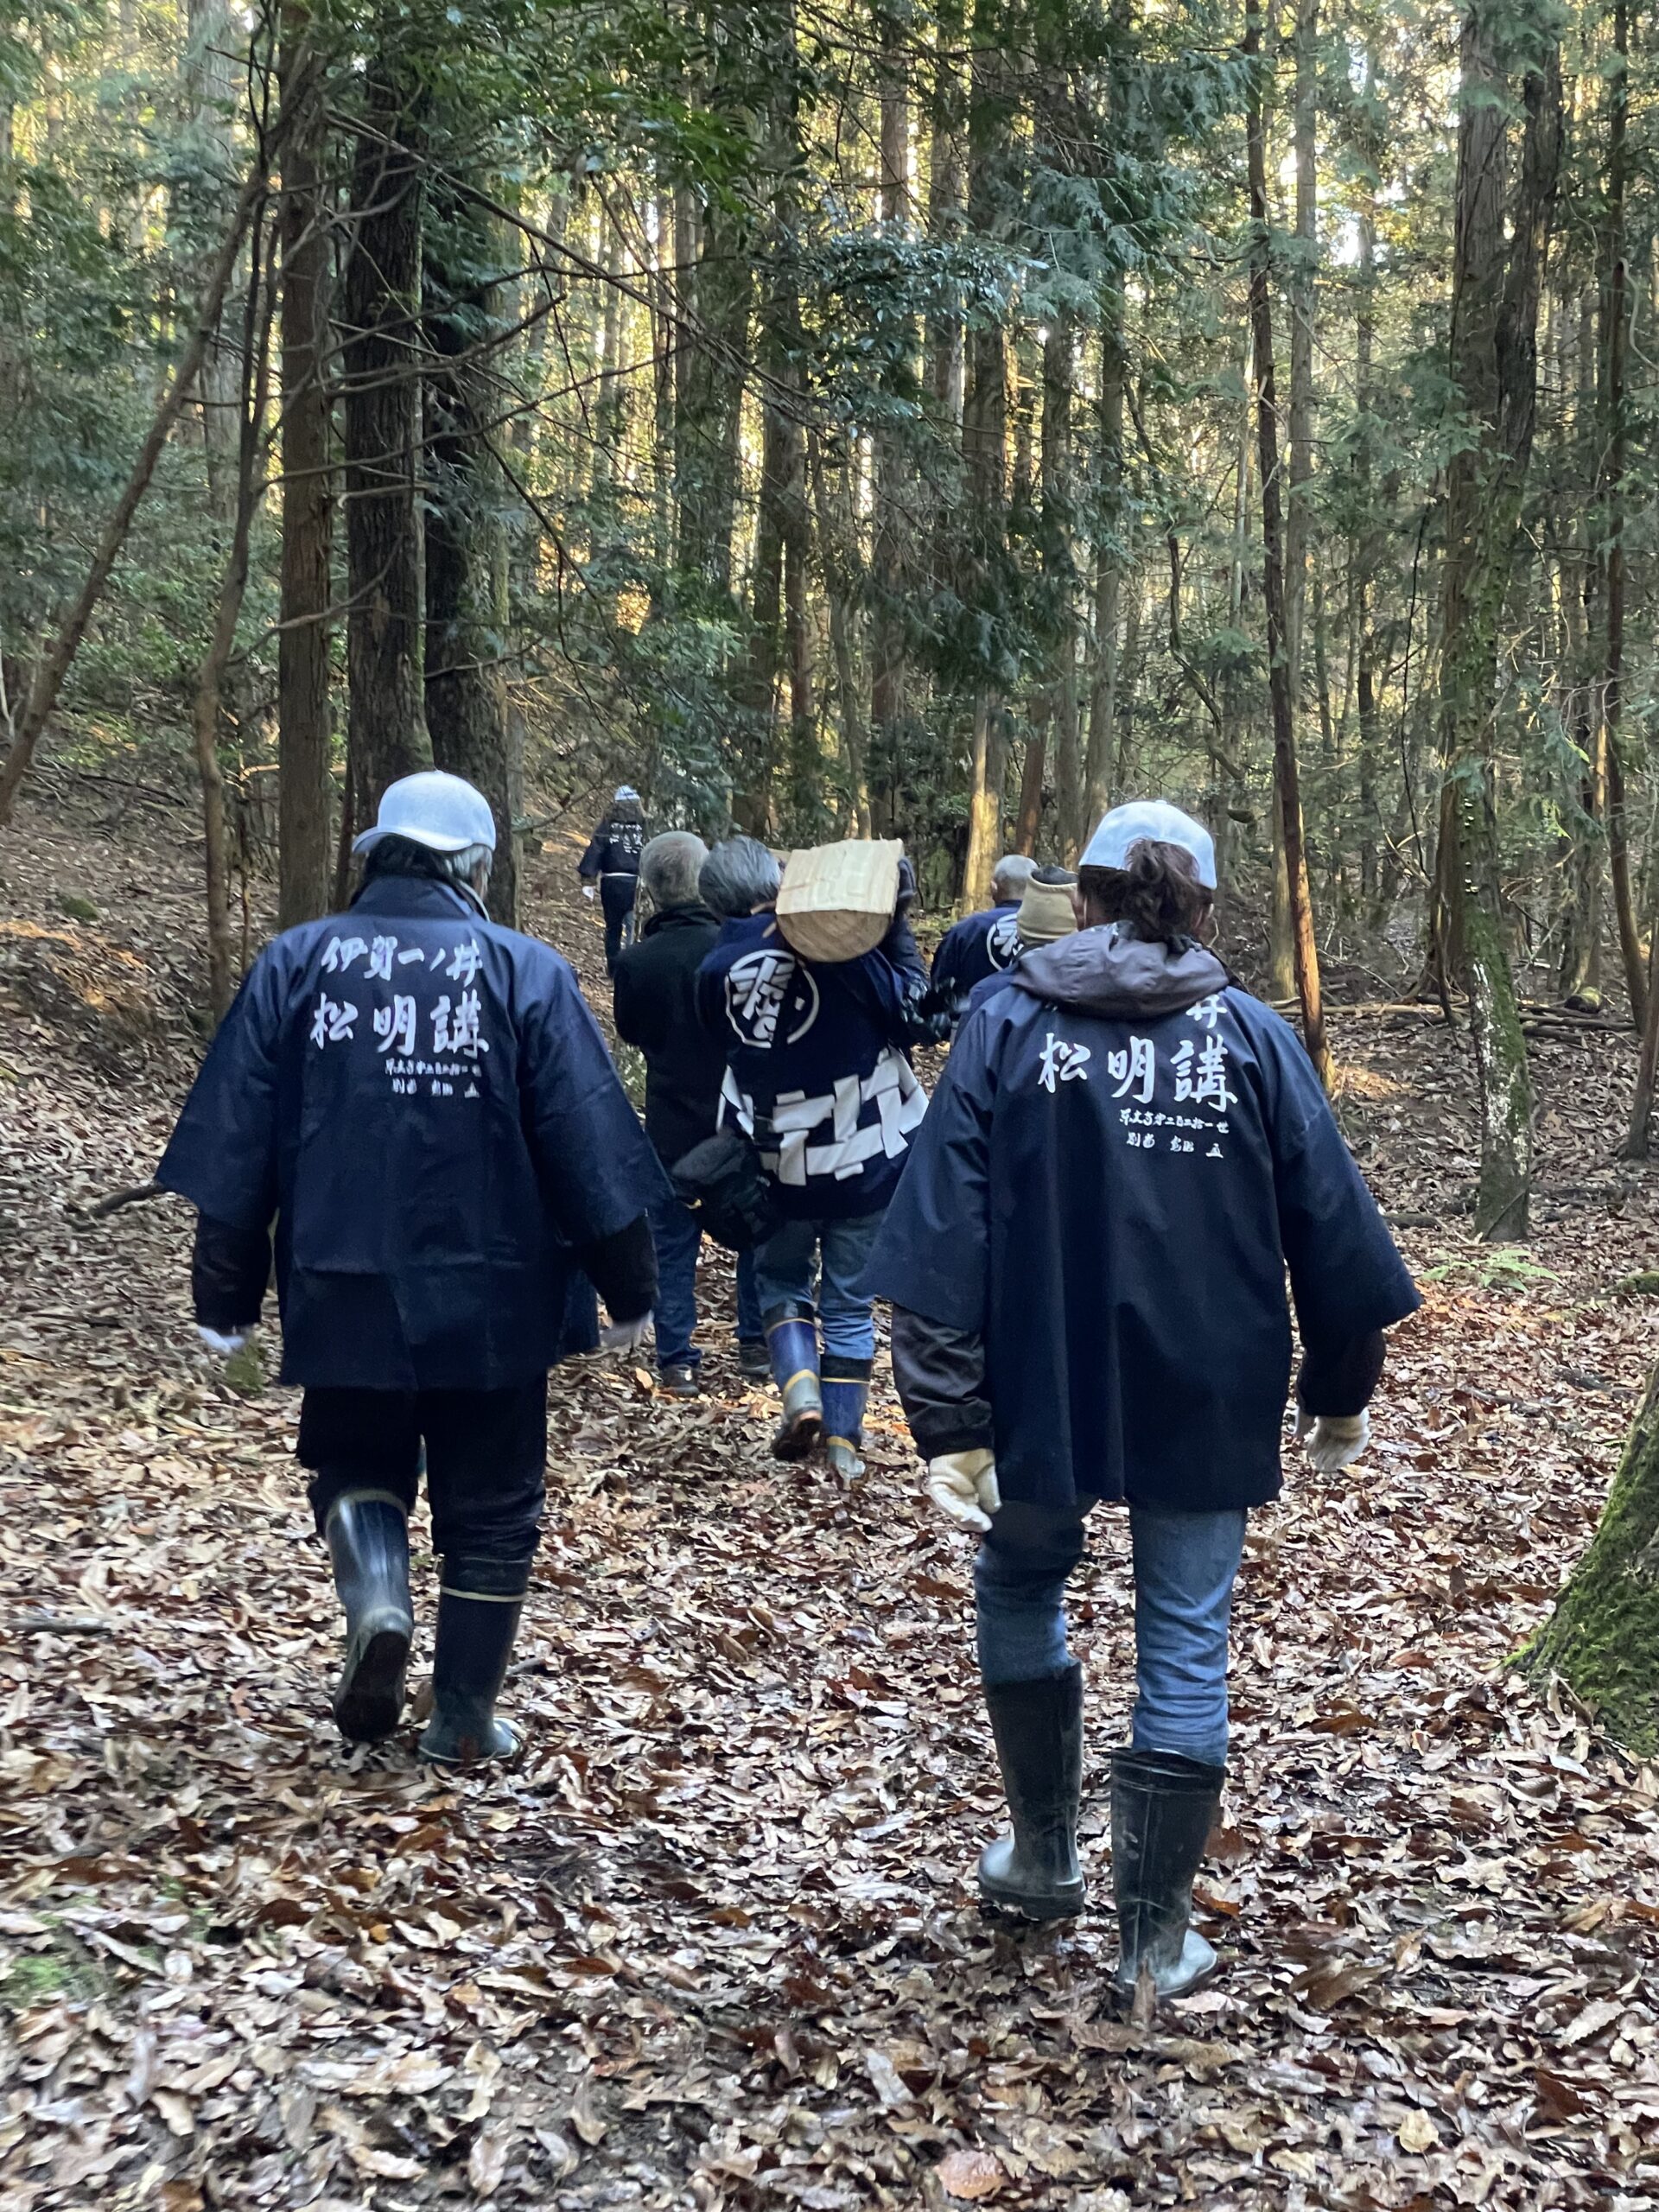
[1519,1358,1659,1755]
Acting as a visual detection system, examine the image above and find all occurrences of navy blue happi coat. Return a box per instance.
[156,875,666,1391]
[931,902,1022,1015]
[864,928,1419,1512]
[696,913,928,1220]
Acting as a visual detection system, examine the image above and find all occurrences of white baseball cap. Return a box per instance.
[353,771,497,858]
[1080,799,1217,890]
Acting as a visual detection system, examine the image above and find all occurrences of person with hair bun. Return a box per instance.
[863,800,1418,2000]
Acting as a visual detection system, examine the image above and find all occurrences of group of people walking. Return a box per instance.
[157,773,1416,2002]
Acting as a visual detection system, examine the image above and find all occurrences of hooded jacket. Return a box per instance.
[863,926,1418,1513]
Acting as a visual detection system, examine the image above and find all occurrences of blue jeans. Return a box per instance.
[975,1501,1246,1767]
[649,1188,761,1370]
[752,1211,884,1361]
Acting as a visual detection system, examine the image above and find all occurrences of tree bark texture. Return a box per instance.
[1246,0,1331,1090]
[276,12,334,927]
[1433,0,1561,1240]
[342,65,431,815]
[1521,1355,1659,1754]
[1599,0,1646,1028]
[424,183,518,925]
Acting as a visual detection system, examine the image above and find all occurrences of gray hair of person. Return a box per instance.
[363,832,493,888]
[700,836,782,918]
[639,831,709,912]
[990,853,1039,902]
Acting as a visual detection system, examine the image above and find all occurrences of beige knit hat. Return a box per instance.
[1017,868,1078,946]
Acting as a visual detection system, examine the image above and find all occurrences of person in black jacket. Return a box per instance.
[863,800,1419,1999]
[579,787,647,972]
[613,834,765,1395]
[162,772,666,1766]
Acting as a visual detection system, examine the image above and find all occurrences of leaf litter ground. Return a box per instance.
[2,789,1658,2211]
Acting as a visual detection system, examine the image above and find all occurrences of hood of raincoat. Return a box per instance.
[1010,925,1228,1019]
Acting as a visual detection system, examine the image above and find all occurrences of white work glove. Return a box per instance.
[925,1447,1001,1534]
[1297,1408,1370,1471]
[196,1325,248,1357]
[582,883,597,902]
[600,1314,652,1356]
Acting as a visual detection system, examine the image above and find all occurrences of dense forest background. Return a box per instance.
[4,0,1659,1225]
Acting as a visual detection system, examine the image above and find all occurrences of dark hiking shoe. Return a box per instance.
[738,1338,771,1382]
[977,1663,1086,1919]
[325,1491,414,1745]
[659,1363,701,1399]
[1109,1747,1225,2000]
[420,1554,531,1767]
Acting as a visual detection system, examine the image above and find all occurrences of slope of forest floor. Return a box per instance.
[3,785,1658,2212]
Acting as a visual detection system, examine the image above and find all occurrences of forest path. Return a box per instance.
[2,791,1658,2210]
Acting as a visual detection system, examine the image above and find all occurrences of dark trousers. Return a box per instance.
[297,1381,548,1560]
[649,1186,763,1370]
[601,876,637,972]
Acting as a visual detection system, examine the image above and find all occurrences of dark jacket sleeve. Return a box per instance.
[612,950,657,1053]
[578,830,606,880]
[1297,1327,1387,1418]
[191,1212,271,1332]
[576,1212,657,1325]
[890,1306,994,1459]
[520,957,672,1243]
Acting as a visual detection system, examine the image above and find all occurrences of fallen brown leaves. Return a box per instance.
[1,793,1657,2209]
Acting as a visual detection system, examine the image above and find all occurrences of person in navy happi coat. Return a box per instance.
[157,772,667,1765]
[929,853,1036,1028]
[578,785,647,972]
[696,836,934,1475]
[864,802,1419,1996]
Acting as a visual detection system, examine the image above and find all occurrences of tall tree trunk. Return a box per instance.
[184,0,242,518]
[424,183,518,924]
[342,65,431,811]
[807,431,871,836]
[1042,321,1079,857]
[276,11,334,926]
[870,3,912,831]
[1600,0,1646,1028]
[1433,0,1561,1240]
[960,0,1009,908]
[1246,0,1331,1087]
[194,211,276,1021]
[1082,279,1124,846]
[1353,117,1382,908]
[1284,0,1318,698]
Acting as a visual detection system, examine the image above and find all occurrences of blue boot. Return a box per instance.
[766,1306,822,1461]
[325,1491,414,1745]
[821,1356,871,1478]
[419,1554,531,1766]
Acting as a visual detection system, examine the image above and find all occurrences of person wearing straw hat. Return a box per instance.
[697,836,931,1477]
[962,866,1079,1020]
[156,772,668,1766]
[863,800,1419,2000]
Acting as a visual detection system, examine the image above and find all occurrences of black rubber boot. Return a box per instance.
[325,1491,414,1745]
[1109,1747,1225,2000]
[976,1663,1086,1919]
[419,1554,531,1766]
